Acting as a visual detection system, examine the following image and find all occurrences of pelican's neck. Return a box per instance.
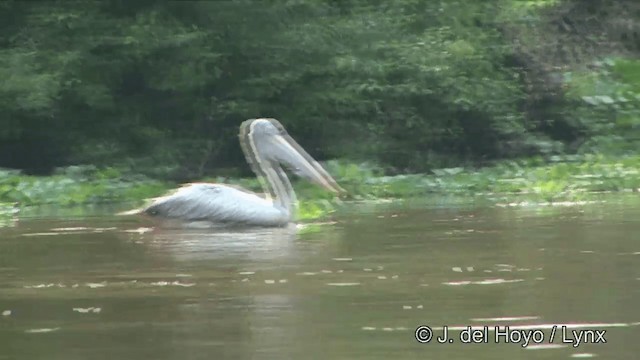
[263,165,297,219]
[239,119,298,220]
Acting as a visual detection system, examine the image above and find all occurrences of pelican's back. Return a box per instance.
[142,183,289,227]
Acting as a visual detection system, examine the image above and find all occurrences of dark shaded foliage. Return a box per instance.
[0,0,637,178]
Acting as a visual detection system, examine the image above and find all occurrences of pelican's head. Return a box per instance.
[240,118,345,194]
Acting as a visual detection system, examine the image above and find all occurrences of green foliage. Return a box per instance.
[0,166,167,207]
[564,58,640,154]
[0,0,638,179]
[322,155,640,204]
[2,154,639,223]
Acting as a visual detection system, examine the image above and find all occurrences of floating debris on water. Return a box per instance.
[264,280,275,284]
[148,281,195,287]
[570,353,596,358]
[363,268,373,272]
[471,316,539,322]
[525,344,567,350]
[496,264,515,268]
[466,267,474,272]
[25,328,60,334]
[442,280,471,286]
[326,282,360,286]
[580,250,595,254]
[296,272,317,276]
[278,279,288,284]
[496,200,600,208]
[377,276,387,280]
[442,278,524,286]
[176,274,193,277]
[51,227,89,231]
[332,258,353,261]
[445,229,478,235]
[86,282,107,288]
[92,227,117,232]
[21,232,61,237]
[24,283,56,289]
[402,305,412,310]
[37,284,56,288]
[22,282,118,289]
[362,326,376,331]
[73,307,101,314]
[474,278,524,285]
[382,327,394,331]
[417,305,423,309]
[123,227,154,234]
[391,275,399,279]
[2,310,11,316]
[238,271,255,275]
[49,227,117,233]
[452,267,463,272]
[241,278,249,282]
[321,270,333,274]
[618,252,640,256]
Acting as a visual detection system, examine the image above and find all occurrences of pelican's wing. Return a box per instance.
[140,183,288,226]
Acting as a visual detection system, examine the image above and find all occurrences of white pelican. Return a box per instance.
[123,118,344,227]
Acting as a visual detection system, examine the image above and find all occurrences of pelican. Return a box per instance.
[123,118,344,227]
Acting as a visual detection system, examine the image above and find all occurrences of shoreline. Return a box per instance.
[2,154,639,222]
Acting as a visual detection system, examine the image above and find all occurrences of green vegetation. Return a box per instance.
[1,1,638,176]
[0,166,165,207]
[2,154,638,222]
[0,1,638,222]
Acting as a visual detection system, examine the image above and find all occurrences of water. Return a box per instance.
[1,196,640,359]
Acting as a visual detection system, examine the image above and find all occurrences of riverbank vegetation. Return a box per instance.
[1,154,639,220]
[0,0,638,220]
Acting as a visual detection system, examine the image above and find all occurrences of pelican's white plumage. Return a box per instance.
[123,118,344,227]
[142,183,288,226]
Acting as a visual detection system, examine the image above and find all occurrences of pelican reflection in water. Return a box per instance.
[124,118,344,227]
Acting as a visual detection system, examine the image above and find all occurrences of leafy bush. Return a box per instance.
[0,1,637,178]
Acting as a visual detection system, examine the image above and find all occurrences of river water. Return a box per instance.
[1,196,639,359]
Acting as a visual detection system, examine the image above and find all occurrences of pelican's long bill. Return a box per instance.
[269,134,344,193]
[245,118,345,194]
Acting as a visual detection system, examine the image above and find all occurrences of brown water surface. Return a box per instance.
[1,197,639,359]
